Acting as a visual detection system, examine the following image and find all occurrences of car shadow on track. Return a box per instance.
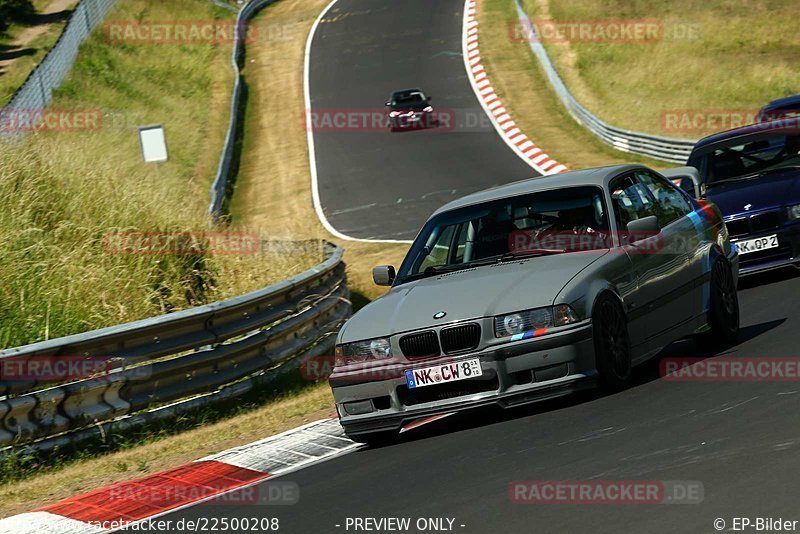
[738,265,800,290]
[366,317,786,449]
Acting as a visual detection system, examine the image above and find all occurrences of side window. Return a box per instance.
[609,174,655,230]
[635,171,693,226]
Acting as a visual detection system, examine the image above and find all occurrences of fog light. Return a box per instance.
[344,400,374,415]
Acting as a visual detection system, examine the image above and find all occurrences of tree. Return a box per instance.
[0,0,35,33]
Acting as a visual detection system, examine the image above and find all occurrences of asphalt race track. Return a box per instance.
[146,0,800,532]
[307,0,535,240]
[150,269,800,533]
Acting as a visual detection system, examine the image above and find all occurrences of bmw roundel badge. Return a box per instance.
[433,311,447,320]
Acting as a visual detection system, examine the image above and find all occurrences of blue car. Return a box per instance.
[757,94,800,123]
[685,121,800,275]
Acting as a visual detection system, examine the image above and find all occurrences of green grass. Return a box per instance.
[0,0,319,347]
[479,0,664,170]
[520,0,800,138]
[0,0,75,106]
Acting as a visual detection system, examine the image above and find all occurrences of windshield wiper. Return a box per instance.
[710,165,800,186]
[500,248,566,261]
[433,256,505,271]
[400,255,507,283]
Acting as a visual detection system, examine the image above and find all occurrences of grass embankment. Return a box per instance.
[0,0,332,514]
[0,0,79,106]
[518,0,800,138]
[479,0,663,170]
[0,0,319,348]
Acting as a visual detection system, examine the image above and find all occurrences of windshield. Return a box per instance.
[392,91,426,106]
[692,133,800,184]
[396,186,610,284]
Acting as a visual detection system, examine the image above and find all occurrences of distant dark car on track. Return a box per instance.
[385,89,434,131]
[686,121,800,275]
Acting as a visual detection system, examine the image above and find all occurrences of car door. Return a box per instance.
[636,170,706,321]
[609,172,692,346]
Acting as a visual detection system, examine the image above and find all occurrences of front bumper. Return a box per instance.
[389,111,431,129]
[733,222,800,275]
[330,322,596,438]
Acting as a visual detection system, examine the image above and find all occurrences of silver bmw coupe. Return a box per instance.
[330,164,740,445]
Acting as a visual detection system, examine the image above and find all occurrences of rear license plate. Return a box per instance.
[736,234,778,255]
[405,359,482,389]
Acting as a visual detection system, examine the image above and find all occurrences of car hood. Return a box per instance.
[706,169,800,216]
[339,251,608,343]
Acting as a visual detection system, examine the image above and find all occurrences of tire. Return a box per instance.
[592,294,632,391]
[346,429,399,448]
[706,257,739,345]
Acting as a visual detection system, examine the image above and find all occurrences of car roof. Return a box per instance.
[431,164,646,216]
[691,119,800,152]
[391,88,424,97]
[760,94,800,114]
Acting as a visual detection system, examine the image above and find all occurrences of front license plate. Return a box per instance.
[736,234,779,255]
[405,359,482,389]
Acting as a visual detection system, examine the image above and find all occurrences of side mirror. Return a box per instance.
[372,265,396,286]
[427,96,432,102]
[626,216,661,244]
[384,101,392,107]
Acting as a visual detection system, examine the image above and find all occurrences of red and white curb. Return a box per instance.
[0,414,459,533]
[0,419,358,533]
[462,0,568,176]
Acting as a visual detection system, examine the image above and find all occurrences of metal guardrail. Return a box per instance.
[0,242,350,451]
[0,0,117,132]
[514,0,697,164]
[0,0,350,455]
[209,0,278,219]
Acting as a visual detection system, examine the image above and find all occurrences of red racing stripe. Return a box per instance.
[38,460,271,524]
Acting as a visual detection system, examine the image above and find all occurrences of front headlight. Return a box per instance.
[335,337,393,366]
[787,204,800,220]
[494,305,579,338]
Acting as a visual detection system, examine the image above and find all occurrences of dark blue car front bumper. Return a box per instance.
[728,216,800,275]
